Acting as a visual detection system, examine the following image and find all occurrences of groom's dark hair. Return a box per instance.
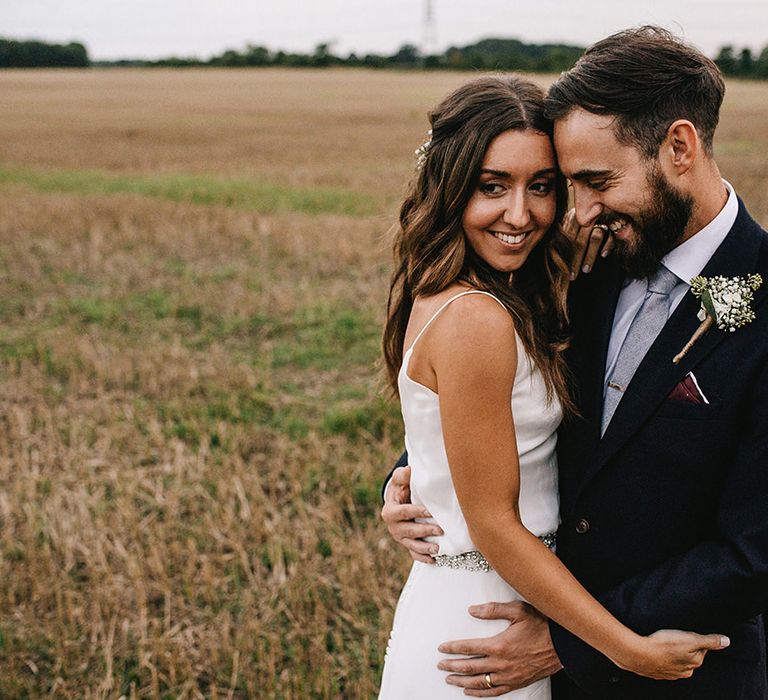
[545,25,725,158]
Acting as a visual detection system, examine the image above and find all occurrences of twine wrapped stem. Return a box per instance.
[673,315,714,364]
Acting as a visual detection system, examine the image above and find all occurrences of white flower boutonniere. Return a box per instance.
[673,273,762,364]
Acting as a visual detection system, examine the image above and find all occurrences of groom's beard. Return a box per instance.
[607,168,694,280]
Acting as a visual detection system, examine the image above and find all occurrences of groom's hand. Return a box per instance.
[437,601,562,697]
[381,465,443,564]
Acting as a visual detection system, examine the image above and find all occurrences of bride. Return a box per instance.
[378,76,726,698]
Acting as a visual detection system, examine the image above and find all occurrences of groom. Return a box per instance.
[382,27,768,698]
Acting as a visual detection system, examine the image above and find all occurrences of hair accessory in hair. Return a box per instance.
[414,129,433,170]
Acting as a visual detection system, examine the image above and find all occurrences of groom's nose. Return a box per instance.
[573,187,603,228]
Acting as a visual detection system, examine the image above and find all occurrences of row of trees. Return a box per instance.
[0,39,89,67]
[117,38,585,73]
[0,36,583,72]
[715,46,768,79]
[3,37,768,79]
[97,39,768,79]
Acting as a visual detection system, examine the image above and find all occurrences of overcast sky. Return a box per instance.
[3,0,766,61]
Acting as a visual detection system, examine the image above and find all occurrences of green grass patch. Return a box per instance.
[0,334,39,362]
[66,290,174,328]
[68,296,123,325]
[0,167,377,217]
[322,397,401,442]
[271,306,380,371]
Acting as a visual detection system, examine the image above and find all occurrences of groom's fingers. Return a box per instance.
[439,607,557,693]
[467,600,528,622]
[381,485,445,560]
[385,517,441,542]
[438,637,493,657]
[381,496,443,540]
[463,684,516,698]
[409,552,436,564]
[381,502,431,522]
[444,669,518,697]
[445,673,513,696]
[390,465,411,491]
[439,656,500,674]
[400,536,438,558]
[382,466,411,506]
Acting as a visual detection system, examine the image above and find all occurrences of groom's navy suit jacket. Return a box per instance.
[550,199,768,699]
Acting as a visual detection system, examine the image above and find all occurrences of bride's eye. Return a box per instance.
[478,182,503,195]
[530,180,554,195]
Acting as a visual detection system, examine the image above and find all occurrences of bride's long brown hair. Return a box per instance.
[382,75,576,414]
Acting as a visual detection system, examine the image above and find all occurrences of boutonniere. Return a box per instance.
[673,273,762,364]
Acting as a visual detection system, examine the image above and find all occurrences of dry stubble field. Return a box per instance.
[0,68,766,699]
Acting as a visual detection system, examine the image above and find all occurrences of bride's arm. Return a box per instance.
[428,295,726,680]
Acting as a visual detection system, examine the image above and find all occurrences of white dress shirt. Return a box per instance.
[603,180,739,393]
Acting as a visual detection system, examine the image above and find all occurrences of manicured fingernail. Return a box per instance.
[423,510,432,517]
[468,605,481,614]
[582,264,590,273]
[569,272,576,281]
[445,677,459,686]
[437,662,447,670]
[437,644,447,653]
[601,249,610,257]
[720,636,730,647]
[432,528,443,536]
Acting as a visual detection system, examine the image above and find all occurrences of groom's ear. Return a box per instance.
[661,119,699,175]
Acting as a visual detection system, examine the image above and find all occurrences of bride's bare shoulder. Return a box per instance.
[420,287,516,350]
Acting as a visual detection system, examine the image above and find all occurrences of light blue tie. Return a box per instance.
[601,266,680,435]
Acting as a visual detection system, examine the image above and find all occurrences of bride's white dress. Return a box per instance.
[379,290,562,699]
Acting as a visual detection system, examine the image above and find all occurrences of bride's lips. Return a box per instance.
[489,230,531,248]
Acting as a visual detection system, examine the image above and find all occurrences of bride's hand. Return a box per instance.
[618,629,730,680]
[562,208,615,280]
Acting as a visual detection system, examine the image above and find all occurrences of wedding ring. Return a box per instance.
[484,672,495,689]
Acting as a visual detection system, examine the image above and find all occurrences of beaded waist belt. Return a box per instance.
[433,531,557,572]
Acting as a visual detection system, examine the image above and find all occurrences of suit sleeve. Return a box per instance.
[551,360,768,692]
[380,450,409,503]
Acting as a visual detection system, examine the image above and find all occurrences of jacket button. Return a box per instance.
[575,518,590,534]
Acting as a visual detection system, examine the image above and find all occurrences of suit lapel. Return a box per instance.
[571,261,624,447]
[577,199,766,492]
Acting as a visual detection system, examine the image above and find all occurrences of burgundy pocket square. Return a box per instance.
[667,373,707,404]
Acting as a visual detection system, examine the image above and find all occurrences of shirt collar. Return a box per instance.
[662,179,738,286]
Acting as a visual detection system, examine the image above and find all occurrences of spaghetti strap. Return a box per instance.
[406,290,507,355]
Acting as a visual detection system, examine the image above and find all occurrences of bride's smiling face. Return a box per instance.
[462,129,558,273]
